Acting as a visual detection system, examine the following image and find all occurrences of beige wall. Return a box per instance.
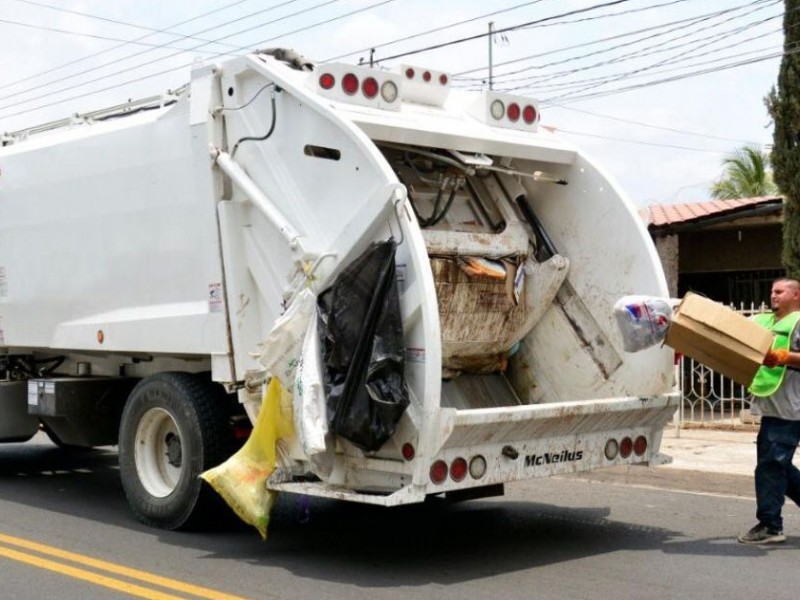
[654,235,678,296]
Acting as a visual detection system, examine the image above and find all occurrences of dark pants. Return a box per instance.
[755,416,800,531]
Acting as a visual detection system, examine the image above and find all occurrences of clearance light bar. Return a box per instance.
[313,63,401,111]
[469,91,540,133]
[396,64,450,107]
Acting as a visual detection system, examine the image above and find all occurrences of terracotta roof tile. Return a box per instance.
[645,196,782,228]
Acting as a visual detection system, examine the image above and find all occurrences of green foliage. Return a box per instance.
[766,0,800,278]
[709,145,778,199]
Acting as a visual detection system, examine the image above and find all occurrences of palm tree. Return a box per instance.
[710,145,779,199]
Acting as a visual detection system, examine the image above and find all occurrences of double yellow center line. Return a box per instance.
[0,532,250,600]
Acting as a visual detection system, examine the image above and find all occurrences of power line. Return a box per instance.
[532,23,783,103]
[8,0,241,49]
[1,0,253,90]
[523,42,782,99]
[0,17,236,53]
[549,105,764,145]
[0,0,312,105]
[541,48,786,106]
[457,0,779,86]
[0,0,398,123]
[548,104,768,144]
[452,0,763,78]
[249,0,399,49]
[373,0,635,65]
[322,0,550,63]
[543,125,732,153]
[499,17,781,96]
[0,0,342,113]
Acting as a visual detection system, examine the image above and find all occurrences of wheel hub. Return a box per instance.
[165,432,182,468]
[133,407,183,498]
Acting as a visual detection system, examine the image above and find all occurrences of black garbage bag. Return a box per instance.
[317,240,409,452]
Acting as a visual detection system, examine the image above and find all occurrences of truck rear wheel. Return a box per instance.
[118,372,232,530]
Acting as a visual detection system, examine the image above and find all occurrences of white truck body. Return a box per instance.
[0,51,677,524]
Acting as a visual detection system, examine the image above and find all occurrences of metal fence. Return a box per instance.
[676,302,768,428]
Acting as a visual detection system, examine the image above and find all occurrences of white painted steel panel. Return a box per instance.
[0,99,227,355]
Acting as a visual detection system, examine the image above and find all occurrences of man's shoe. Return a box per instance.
[737,524,786,544]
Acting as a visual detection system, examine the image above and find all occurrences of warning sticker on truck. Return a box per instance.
[209,283,223,313]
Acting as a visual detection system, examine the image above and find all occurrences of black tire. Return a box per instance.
[118,372,232,530]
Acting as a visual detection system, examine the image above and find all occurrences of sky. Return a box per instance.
[0,0,785,207]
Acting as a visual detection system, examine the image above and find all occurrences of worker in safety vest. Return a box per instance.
[738,277,800,545]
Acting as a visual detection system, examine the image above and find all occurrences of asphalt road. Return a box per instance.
[1,434,799,600]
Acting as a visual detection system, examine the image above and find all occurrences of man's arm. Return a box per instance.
[764,349,800,368]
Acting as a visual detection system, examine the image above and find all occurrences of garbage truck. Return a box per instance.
[0,49,679,530]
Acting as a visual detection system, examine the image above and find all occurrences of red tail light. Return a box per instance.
[362,77,379,99]
[401,442,415,461]
[439,73,448,85]
[507,102,521,122]
[634,436,648,456]
[319,73,335,90]
[422,70,432,82]
[430,460,448,484]
[342,73,359,95]
[620,437,633,459]
[450,457,467,482]
[405,67,415,79]
[523,105,536,124]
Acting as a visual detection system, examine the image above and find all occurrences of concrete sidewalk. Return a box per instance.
[660,426,759,477]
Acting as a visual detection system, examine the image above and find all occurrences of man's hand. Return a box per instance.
[763,349,790,367]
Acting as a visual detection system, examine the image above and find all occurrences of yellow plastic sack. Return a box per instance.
[201,378,294,539]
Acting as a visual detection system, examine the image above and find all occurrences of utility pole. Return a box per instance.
[488,21,494,90]
[369,48,375,67]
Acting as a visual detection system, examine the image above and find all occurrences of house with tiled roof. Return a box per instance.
[643,196,784,305]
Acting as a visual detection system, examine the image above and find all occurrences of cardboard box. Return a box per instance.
[665,292,773,386]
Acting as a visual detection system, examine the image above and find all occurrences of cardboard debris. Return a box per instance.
[665,292,773,386]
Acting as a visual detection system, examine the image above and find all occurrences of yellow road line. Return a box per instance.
[0,545,187,600]
[0,532,251,600]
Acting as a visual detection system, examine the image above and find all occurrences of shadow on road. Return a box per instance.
[0,438,777,588]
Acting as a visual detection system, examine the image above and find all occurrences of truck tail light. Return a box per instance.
[471,92,539,131]
[604,438,619,460]
[342,73,359,95]
[319,73,335,90]
[430,460,448,484]
[381,80,398,103]
[634,436,648,456]
[469,455,487,479]
[450,457,467,482]
[401,442,415,461]
[362,76,378,99]
[490,100,505,120]
[397,63,450,106]
[620,437,633,459]
[523,104,536,124]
